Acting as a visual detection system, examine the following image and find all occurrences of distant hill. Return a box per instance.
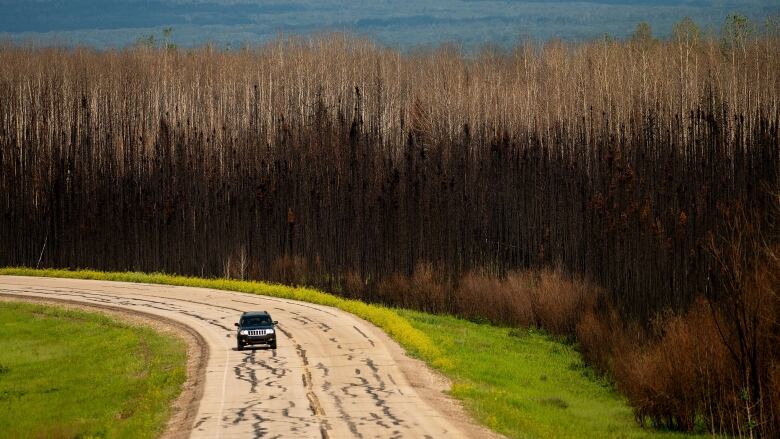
[0,0,777,48]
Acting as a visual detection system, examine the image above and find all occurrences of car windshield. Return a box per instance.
[241,315,271,326]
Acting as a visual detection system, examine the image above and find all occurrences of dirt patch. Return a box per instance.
[0,294,208,439]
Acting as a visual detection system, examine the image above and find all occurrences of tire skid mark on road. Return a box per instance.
[286,309,332,333]
[230,347,291,437]
[232,297,339,317]
[231,348,321,439]
[338,371,404,437]
[0,288,177,314]
[363,358,405,428]
[316,362,329,378]
[293,344,322,415]
[234,349,262,395]
[310,334,366,439]
[352,325,376,347]
[326,329,405,437]
[387,374,403,396]
[4,286,246,315]
[289,313,404,436]
[320,375,363,437]
[4,287,239,333]
[274,322,330,438]
[194,415,211,430]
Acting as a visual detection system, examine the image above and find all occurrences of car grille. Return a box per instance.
[247,329,269,336]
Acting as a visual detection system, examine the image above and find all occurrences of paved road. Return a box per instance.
[0,276,471,439]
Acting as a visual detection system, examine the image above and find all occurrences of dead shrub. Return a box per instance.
[453,267,602,332]
[612,300,734,431]
[503,271,538,326]
[528,269,602,337]
[410,263,449,313]
[246,258,264,280]
[576,306,625,374]
[595,201,780,437]
[455,269,535,326]
[376,272,411,307]
[269,255,308,285]
[341,271,365,299]
[705,219,780,436]
[609,258,780,436]
[376,263,448,313]
[455,270,509,324]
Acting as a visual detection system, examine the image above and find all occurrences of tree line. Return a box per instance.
[0,20,777,323]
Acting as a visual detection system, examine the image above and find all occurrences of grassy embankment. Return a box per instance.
[0,268,701,438]
[0,300,186,438]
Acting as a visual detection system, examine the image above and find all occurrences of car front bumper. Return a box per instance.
[238,334,276,345]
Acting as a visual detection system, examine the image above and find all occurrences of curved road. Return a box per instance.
[0,276,474,439]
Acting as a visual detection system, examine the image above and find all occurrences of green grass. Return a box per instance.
[0,268,703,438]
[0,301,186,438]
[397,310,703,439]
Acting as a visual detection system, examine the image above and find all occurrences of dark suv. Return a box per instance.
[235,311,278,350]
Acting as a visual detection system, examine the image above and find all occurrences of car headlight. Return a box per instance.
[266,329,274,334]
[239,330,248,335]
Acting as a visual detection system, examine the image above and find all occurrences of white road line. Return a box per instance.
[215,340,230,438]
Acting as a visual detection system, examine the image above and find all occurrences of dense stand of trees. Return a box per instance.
[1,34,778,321]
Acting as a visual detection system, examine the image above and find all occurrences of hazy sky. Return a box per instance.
[1,1,777,49]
